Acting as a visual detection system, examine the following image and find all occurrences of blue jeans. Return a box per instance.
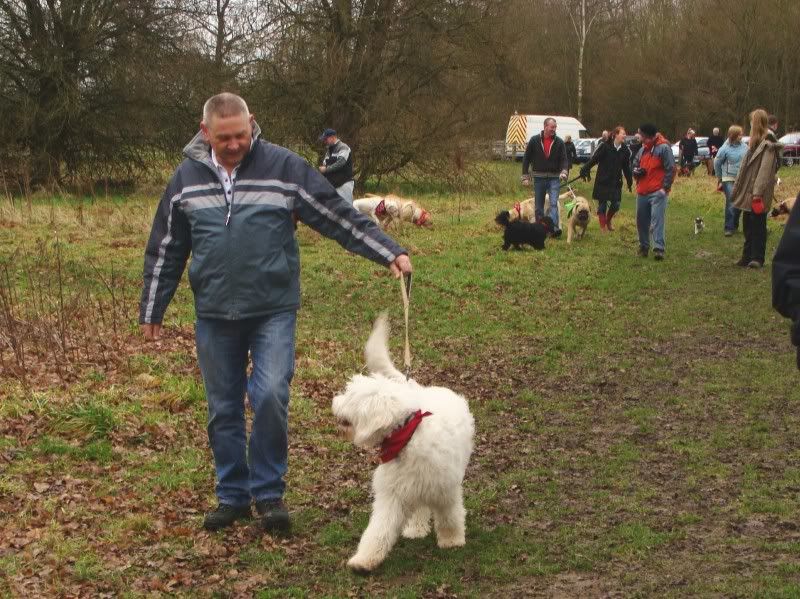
[636,191,668,251]
[533,176,561,228]
[195,311,297,506]
[721,181,740,232]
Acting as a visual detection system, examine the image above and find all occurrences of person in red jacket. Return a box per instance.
[631,123,675,260]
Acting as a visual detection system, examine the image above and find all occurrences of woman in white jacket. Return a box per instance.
[714,125,748,236]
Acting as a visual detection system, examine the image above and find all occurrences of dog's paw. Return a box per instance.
[436,532,466,549]
[347,555,378,574]
[402,521,431,539]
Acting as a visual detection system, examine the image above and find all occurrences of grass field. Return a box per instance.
[1,161,799,597]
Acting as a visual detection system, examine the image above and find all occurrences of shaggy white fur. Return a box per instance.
[331,314,475,573]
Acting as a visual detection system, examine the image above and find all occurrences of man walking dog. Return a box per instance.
[521,117,570,236]
[139,93,412,534]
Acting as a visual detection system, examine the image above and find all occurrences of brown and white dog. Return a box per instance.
[566,195,592,243]
[771,195,796,220]
[353,195,432,229]
[499,190,575,225]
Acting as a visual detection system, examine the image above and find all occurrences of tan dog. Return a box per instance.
[353,194,432,230]
[502,190,574,224]
[771,195,796,220]
[566,196,592,243]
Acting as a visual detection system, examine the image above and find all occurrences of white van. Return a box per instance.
[505,113,589,159]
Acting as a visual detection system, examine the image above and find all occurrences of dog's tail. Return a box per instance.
[365,312,406,381]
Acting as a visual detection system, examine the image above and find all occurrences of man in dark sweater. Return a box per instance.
[521,117,570,235]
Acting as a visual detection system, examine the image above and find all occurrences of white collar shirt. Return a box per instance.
[211,149,238,204]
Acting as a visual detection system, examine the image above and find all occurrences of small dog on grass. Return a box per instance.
[771,196,796,220]
[494,211,554,250]
[499,190,575,225]
[332,314,475,573]
[566,196,591,243]
[498,198,535,223]
[694,217,705,235]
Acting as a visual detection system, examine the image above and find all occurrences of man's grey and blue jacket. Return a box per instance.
[140,124,405,324]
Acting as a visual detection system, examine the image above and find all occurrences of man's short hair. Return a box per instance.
[203,93,249,124]
[544,117,556,126]
[768,114,778,128]
[639,123,657,138]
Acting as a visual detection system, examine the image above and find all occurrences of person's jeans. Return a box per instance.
[742,210,767,264]
[636,191,668,251]
[336,181,354,203]
[533,176,561,228]
[195,311,297,507]
[721,181,741,232]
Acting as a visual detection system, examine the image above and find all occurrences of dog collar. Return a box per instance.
[380,410,432,463]
[414,209,430,226]
[375,199,387,217]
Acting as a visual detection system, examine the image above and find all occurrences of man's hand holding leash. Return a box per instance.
[390,254,413,278]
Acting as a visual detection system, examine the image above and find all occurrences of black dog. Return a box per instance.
[495,212,554,251]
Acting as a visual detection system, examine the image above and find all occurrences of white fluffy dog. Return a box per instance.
[331,314,475,573]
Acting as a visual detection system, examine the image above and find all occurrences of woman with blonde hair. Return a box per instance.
[730,108,783,268]
[714,125,747,236]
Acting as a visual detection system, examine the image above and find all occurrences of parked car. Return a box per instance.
[671,136,710,165]
[575,138,600,163]
[779,132,800,166]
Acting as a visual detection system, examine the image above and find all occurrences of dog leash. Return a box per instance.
[560,173,587,188]
[399,272,412,379]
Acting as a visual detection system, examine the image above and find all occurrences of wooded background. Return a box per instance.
[1,0,798,188]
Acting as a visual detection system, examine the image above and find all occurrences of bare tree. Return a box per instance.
[0,0,177,185]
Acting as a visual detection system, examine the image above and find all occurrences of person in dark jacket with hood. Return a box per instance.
[139,93,412,534]
[772,190,800,370]
[579,126,633,231]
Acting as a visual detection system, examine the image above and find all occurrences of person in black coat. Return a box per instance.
[772,190,800,370]
[564,135,578,164]
[678,128,699,175]
[579,126,633,231]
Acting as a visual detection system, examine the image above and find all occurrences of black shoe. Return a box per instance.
[255,499,291,535]
[203,503,252,531]
[637,246,649,258]
[653,249,664,261]
[735,258,749,267]
[551,228,562,239]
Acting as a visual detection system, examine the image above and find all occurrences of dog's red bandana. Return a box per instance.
[413,209,430,226]
[375,199,387,217]
[513,202,522,219]
[380,410,432,463]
